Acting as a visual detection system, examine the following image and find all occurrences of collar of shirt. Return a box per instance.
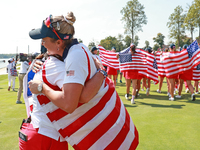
[62,38,79,60]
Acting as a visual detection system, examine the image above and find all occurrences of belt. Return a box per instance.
[19,73,26,74]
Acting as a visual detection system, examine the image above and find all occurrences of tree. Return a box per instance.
[167,5,186,47]
[120,0,147,42]
[78,39,83,43]
[99,36,118,51]
[153,33,165,49]
[184,4,196,41]
[134,35,139,46]
[153,44,159,51]
[88,41,96,51]
[191,0,200,43]
[116,34,125,51]
[124,35,132,48]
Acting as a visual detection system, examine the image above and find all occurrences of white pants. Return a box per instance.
[8,75,16,89]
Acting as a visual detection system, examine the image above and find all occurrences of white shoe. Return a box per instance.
[169,97,174,101]
[125,94,129,100]
[157,89,161,93]
[167,92,171,98]
[131,99,135,104]
[141,89,144,91]
[191,94,196,101]
[146,88,150,96]
[185,88,189,93]
[175,95,181,98]
[195,91,199,94]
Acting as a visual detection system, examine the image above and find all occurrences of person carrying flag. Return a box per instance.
[107,47,118,86]
[176,44,195,101]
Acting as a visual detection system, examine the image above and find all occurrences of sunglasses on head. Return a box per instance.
[44,15,62,41]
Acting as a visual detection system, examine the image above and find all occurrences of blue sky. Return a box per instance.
[0,0,194,54]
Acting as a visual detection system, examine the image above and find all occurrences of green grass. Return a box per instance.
[0,75,200,149]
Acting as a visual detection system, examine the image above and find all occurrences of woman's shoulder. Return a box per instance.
[67,43,90,59]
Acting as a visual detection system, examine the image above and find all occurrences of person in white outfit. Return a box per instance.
[7,58,16,91]
[16,59,29,104]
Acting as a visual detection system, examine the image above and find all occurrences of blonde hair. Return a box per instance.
[52,12,76,37]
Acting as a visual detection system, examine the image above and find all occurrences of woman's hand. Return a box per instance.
[93,57,105,70]
[116,54,119,59]
[32,60,43,73]
[28,80,43,94]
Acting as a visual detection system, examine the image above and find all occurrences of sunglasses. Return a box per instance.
[45,15,62,41]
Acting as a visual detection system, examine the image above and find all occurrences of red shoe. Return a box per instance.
[8,86,11,91]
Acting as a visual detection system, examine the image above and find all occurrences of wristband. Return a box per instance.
[97,69,107,78]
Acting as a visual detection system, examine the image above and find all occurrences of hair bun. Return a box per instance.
[65,12,76,25]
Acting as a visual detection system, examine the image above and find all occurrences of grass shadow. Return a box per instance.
[139,101,186,109]
[124,104,138,108]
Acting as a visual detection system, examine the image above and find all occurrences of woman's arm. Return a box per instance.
[29,71,105,113]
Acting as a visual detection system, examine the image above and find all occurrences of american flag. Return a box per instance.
[156,52,166,77]
[193,64,200,81]
[98,45,120,69]
[160,40,200,77]
[187,40,199,58]
[137,50,159,84]
[118,48,159,84]
[119,47,132,63]
[119,49,147,72]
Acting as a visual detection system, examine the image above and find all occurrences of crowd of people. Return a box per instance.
[96,42,199,104]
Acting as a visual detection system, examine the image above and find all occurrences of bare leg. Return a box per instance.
[159,76,164,91]
[168,78,175,99]
[194,81,199,93]
[131,79,138,104]
[187,80,195,101]
[126,79,131,95]
[178,79,184,96]
[113,75,117,86]
[186,80,194,94]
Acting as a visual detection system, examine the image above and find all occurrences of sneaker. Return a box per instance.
[120,80,122,83]
[8,86,11,91]
[169,97,174,101]
[141,88,144,91]
[125,94,129,100]
[146,88,149,96]
[131,99,135,104]
[12,89,16,91]
[174,90,176,95]
[191,94,196,101]
[157,89,161,93]
[185,88,189,93]
[175,95,181,98]
[16,100,22,104]
[167,92,171,98]
[195,91,199,94]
